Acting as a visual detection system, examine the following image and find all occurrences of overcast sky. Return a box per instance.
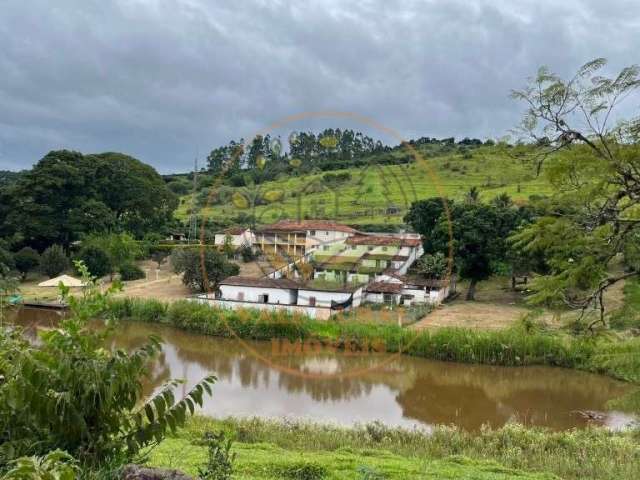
[0,0,638,173]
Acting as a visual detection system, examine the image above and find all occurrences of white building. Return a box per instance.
[195,276,363,320]
[214,227,255,248]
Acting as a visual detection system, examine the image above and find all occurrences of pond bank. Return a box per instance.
[106,298,640,384]
[147,416,640,480]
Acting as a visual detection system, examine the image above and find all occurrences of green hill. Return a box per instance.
[175,143,550,229]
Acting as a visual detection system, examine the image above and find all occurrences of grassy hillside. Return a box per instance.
[176,144,550,227]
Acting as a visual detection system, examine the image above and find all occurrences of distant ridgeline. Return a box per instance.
[165,132,546,232]
[162,131,493,189]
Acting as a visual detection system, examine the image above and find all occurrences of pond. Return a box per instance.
[8,307,638,431]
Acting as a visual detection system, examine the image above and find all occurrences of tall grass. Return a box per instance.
[174,416,640,480]
[106,298,640,382]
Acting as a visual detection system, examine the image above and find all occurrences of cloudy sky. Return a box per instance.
[0,0,638,173]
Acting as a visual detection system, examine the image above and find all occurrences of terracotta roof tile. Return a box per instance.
[258,220,359,234]
[219,276,300,289]
[365,282,403,293]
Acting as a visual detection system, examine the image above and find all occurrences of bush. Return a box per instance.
[0,262,216,469]
[78,245,112,278]
[119,262,145,281]
[14,247,40,280]
[39,244,68,278]
[0,246,14,272]
[269,461,327,480]
[197,431,235,480]
[239,245,256,263]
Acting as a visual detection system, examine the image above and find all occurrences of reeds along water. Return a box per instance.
[106,298,640,382]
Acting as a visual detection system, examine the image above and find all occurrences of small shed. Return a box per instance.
[38,275,86,288]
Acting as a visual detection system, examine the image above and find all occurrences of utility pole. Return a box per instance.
[188,156,198,244]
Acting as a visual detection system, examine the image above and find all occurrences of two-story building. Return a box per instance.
[254,220,359,258]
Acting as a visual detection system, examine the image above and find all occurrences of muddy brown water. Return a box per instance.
[7,307,638,431]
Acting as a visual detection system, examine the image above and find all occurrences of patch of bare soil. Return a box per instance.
[411,277,555,331]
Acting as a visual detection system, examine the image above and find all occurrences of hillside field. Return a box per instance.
[176,145,551,227]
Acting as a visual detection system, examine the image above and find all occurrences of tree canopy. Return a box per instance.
[0,151,178,250]
[510,58,640,328]
[405,195,532,299]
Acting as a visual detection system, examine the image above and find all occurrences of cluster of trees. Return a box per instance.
[204,129,391,185]
[0,150,178,251]
[405,192,535,300]
[407,59,640,330]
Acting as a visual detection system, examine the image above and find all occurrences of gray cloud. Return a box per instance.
[0,0,638,173]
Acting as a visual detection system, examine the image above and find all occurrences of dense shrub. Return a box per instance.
[13,247,40,279]
[119,262,146,281]
[77,245,112,278]
[0,263,215,470]
[39,244,68,278]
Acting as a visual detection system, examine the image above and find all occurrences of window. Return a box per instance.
[259,294,269,303]
[323,245,330,251]
[237,292,244,301]
[309,296,316,306]
[382,246,388,251]
[310,230,316,236]
[368,246,374,251]
[351,245,357,250]
[324,231,328,235]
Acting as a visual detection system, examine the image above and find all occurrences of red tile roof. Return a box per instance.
[224,227,247,235]
[365,282,403,293]
[258,220,359,234]
[346,235,421,247]
[219,276,300,289]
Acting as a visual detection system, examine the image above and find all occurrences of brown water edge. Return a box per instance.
[8,307,639,431]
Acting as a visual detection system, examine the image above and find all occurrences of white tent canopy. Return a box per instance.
[38,274,86,288]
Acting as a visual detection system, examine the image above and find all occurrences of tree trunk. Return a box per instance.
[466,278,478,301]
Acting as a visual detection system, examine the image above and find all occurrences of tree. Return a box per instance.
[83,232,141,279]
[0,150,177,249]
[0,262,216,468]
[416,252,447,280]
[464,186,480,205]
[14,247,40,280]
[39,245,68,278]
[406,199,528,300]
[511,58,640,328]
[77,244,112,278]
[171,248,239,292]
[0,245,14,273]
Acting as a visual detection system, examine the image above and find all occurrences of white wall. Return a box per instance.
[219,284,296,304]
[214,230,255,247]
[194,297,332,320]
[297,289,352,308]
[305,230,351,249]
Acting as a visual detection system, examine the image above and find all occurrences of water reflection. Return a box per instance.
[8,307,637,430]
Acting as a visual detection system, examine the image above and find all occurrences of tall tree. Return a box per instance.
[406,198,528,300]
[511,58,640,327]
[1,151,177,249]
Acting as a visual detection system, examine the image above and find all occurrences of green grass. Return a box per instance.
[177,145,551,226]
[144,416,640,480]
[107,298,640,383]
[611,277,640,330]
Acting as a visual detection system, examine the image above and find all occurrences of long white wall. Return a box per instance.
[193,296,332,320]
[219,284,296,304]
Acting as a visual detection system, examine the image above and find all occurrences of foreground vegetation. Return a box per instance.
[107,298,640,383]
[146,416,640,480]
